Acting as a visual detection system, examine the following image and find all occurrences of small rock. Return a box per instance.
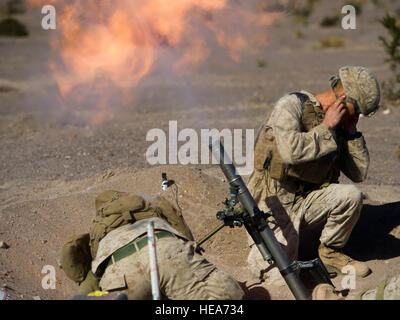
[0,241,9,249]
[41,240,47,245]
[2,284,13,291]
[33,296,41,300]
[102,170,115,180]
[382,108,391,115]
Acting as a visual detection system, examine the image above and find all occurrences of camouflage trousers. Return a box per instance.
[100,237,244,300]
[247,183,363,285]
[350,274,400,300]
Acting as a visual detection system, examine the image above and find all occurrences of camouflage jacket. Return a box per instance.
[248,90,369,208]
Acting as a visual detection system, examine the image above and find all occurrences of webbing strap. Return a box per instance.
[354,289,368,300]
[354,280,386,300]
[107,231,175,267]
[375,280,387,300]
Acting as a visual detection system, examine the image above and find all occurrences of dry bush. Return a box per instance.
[312,36,347,50]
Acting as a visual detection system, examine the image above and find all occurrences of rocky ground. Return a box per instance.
[0,0,399,300]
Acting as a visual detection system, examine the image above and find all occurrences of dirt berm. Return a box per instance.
[1,165,399,300]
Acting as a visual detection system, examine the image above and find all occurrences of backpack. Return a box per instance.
[89,190,151,258]
[151,196,194,241]
[59,190,149,284]
[59,233,92,283]
[89,190,194,257]
[60,190,194,285]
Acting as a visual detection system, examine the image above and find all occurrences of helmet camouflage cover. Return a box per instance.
[338,66,381,116]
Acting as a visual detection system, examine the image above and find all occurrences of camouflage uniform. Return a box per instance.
[351,274,400,300]
[92,217,244,300]
[247,90,369,284]
[313,274,400,300]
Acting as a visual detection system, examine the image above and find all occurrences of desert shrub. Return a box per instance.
[294,29,304,39]
[0,85,16,93]
[320,14,340,27]
[0,0,28,37]
[7,0,26,14]
[396,145,400,161]
[345,0,365,15]
[312,36,346,50]
[379,13,400,101]
[255,1,286,13]
[257,59,268,68]
[0,0,26,15]
[293,0,320,26]
[0,17,28,36]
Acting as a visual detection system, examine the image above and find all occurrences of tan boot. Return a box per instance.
[318,243,371,278]
[312,284,344,300]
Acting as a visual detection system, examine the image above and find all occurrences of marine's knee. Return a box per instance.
[338,185,363,208]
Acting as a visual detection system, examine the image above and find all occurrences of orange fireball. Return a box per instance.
[26,0,283,124]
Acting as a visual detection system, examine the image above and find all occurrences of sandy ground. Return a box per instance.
[0,0,399,300]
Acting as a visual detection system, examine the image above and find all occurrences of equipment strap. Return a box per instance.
[354,280,386,300]
[375,280,387,300]
[354,289,368,300]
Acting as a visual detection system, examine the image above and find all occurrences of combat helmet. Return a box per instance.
[329,66,380,116]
